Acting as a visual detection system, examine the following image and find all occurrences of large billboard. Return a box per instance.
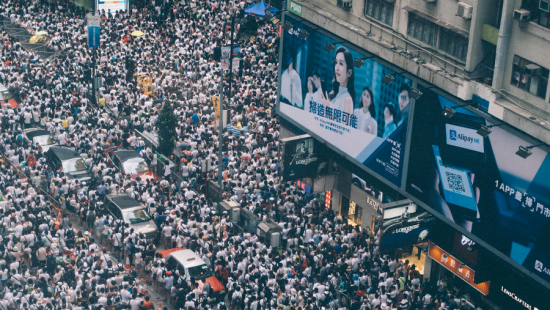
[97,0,127,12]
[278,17,412,186]
[406,86,550,284]
[380,201,434,252]
[280,135,329,182]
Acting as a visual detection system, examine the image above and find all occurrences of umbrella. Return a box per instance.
[131,30,144,37]
[29,35,40,44]
[36,31,48,35]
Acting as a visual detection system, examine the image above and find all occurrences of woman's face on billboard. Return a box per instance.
[334,52,350,87]
[362,90,372,111]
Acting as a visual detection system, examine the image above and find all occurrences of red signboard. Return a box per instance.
[325,191,332,210]
[428,242,490,295]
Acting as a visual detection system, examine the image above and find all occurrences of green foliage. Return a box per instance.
[155,100,178,157]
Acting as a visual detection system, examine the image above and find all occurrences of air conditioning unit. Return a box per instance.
[513,9,531,21]
[337,0,352,11]
[424,0,437,3]
[457,2,473,20]
[540,0,550,12]
[525,64,541,76]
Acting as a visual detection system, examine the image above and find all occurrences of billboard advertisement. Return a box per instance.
[280,135,329,182]
[278,17,412,186]
[97,0,127,12]
[380,202,434,252]
[406,86,550,284]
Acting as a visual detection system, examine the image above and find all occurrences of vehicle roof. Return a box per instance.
[24,129,51,140]
[113,149,142,162]
[167,249,206,268]
[107,194,142,209]
[0,84,7,92]
[48,146,80,160]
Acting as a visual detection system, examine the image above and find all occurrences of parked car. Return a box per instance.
[45,146,92,182]
[159,249,224,299]
[0,84,17,108]
[105,194,157,240]
[104,146,157,184]
[23,128,58,152]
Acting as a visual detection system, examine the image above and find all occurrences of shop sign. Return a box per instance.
[428,242,490,295]
[500,286,540,310]
[289,1,302,16]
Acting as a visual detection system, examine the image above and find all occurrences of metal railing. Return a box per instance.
[0,16,58,59]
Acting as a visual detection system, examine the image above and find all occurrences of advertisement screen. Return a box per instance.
[278,17,411,186]
[97,0,127,12]
[380,202,434,252]
[280,135,329,182]
[406,86,550,284]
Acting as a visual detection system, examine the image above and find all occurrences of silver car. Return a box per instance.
[105,194,157,240]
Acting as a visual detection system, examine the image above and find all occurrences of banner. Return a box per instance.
[220,46,231,70]
[211,96,220,119]
[278,17,412,186]
[280,135,329,182]
[86,13,101,48]
[380,202,434,252]
[97,0,127,12]
[406,86,550,285]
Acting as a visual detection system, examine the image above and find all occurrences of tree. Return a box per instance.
[155,99,178,157]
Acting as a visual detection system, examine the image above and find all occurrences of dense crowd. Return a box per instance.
[0,0,481,309]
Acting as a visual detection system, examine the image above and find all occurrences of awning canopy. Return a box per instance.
[244,1,278,17]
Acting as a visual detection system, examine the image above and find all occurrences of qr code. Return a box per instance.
[446,171,465,192]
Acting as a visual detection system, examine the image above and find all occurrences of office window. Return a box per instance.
[521,0,550,29]
[439,28,469,61]
[407,13,438,46]
[407,13,469,62]
[510,55,549,99]
[365,0,394,26]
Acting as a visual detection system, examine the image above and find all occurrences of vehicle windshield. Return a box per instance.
[62,158,87,172]
[0,91,12,101]
[187,264,213,280]
[123,157,150,174]
[33,135,55,146]
[123,209,151,224]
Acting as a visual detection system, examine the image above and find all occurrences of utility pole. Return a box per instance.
[91,1,97,106]
[218,9,237,188]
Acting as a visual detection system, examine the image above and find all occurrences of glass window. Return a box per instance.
[365,0,394,26]
[439,29,469,62]
[62,158,88,172]
[123,209,152,224]
[123,157,150,174]
[510,55,549,99]
[187,264,213,280]
[407,13,438,46]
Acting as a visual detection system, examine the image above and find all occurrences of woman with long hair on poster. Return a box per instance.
[320,46,355,115]
[354,87,378,135]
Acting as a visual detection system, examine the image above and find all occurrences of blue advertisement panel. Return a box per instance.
[278,17,411,186]
[86,13,101,48]
[380,202,434,252]
[406,86,550,284]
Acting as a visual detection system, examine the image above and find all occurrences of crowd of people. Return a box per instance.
[0,0,481,309]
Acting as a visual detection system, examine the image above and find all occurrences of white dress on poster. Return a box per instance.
[330,86,351,112]
[280,68,303,108]
[353,108,377,135]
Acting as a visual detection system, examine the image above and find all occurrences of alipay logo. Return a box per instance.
[534,260,550,276]
[445,124,485,153]
[535,260,543,272]
[450,130,457,141]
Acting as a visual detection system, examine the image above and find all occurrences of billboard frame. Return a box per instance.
[277,7,550,291]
